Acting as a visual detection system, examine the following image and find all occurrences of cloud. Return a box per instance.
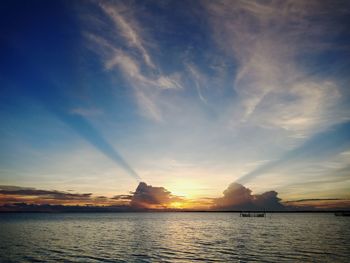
[1,183,283,210]
[0,183,185,209]
[86,2,183,122]
[205,0,349,136]
[0,185,133,206]
[213,182,285,211]
[111,194,133,200]
[284,198,350,210]
[0,185,91,198]
[104,49,182,91]
[1,183,349,211]
[0,185,92,204]
[285,198,342,203]
[99,1,155,68]
[253,191,283,210]
[103,50,182,121]
[187,64,208,104]
[130,182,184,209]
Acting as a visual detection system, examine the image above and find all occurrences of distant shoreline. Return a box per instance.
[1,210,349,214]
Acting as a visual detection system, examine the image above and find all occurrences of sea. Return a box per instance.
[0,212,349,262]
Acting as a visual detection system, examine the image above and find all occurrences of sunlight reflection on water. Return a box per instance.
[0,213,349,262]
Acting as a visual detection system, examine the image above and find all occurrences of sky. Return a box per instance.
[1,0,350,210]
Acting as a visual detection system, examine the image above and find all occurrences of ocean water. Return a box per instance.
[0,213,349,262]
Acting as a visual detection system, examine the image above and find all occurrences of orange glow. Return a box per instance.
[0,194,129,207]
[0,191,217,209]
[2,192,349,211]
[169,202,185,209]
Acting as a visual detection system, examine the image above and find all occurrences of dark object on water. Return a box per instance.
[240,212,266,217]
[334,212,350,216]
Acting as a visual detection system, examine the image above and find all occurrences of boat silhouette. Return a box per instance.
[240,211,266,217]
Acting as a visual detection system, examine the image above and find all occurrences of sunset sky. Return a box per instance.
[1,0,350,209]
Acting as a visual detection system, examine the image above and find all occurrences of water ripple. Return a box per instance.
[0,213,349,262]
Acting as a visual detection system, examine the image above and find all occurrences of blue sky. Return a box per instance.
[1,0,350,202]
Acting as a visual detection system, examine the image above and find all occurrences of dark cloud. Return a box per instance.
[284,198,350,210]
[285,198,342,203]
[2,183,348,212]
[0,203,131,213]
[0,185,32,191]
[111,194,133,200]
[95,196,108,200]
[130,182,183,208]
[253,191,284,210]
[213,183,285,211]
[0,185,92,201]
[213,183,253,209]
[0,183,185,209]
[0,186,98,207]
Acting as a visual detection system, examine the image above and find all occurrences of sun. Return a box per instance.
[169,201,185,209]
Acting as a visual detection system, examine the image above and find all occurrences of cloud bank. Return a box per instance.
[1,182,350,211]
[0,183,185,209]
[0,185,115,206]
[0,182,285,211]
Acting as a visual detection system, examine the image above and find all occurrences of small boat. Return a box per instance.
[240,212,266,217]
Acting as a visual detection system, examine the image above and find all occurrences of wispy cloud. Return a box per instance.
[87,2,183,122]
[205,0,349,137]
[99,2,155,69]
[187,64,208,104]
